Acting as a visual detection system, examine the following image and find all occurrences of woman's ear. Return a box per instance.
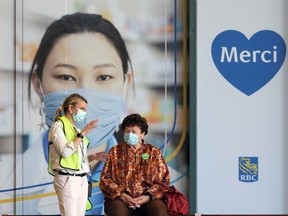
[32,72,43,99]
[125,71,133,86]
[139,131,145,141]
[123,71,134,99]
[68,104,74,114]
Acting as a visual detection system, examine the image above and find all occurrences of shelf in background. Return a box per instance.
[144,32,183,44]
[134,78,183,87]
[0,134,29,154]
[0,61,32,74]
[149,123,182,134]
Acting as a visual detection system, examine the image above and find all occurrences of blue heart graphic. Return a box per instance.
[211,30,286,96]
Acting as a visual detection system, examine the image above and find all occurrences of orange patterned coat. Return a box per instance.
[100,142,170,200]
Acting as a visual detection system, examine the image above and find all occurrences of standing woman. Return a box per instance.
[48,93,106,216]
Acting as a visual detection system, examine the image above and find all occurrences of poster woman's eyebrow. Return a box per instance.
[93,63,117,69]
[53,63,117,70]
[53,63,79,70]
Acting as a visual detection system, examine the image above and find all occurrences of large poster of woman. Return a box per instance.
[0,0,189,215]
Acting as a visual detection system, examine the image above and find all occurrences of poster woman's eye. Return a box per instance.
[97,75,112,81]
[57,75,76,81]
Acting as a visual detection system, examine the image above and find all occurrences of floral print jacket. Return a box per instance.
[99,141,170,200]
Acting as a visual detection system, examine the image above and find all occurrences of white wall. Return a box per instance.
[197,0,288,213]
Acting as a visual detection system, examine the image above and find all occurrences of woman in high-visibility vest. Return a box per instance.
[48,93,107,216]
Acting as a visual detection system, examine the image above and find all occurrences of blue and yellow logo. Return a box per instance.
[239,157,258,182]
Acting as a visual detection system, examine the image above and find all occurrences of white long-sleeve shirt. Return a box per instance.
[48,120,90,174]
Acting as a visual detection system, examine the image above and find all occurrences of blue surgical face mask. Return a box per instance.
[124,132,139,146]
[72,108,86,122]
[43,88,125,148]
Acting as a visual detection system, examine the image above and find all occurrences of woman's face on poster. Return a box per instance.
[39,33,126,95]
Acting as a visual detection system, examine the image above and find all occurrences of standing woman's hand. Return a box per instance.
[89,151,107,162]
[81,119,98,136]
[95,152,107,161]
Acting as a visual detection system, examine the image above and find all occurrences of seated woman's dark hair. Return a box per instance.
[120,113,148,135]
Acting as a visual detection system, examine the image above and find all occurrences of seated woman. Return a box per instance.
[100,113,170,216]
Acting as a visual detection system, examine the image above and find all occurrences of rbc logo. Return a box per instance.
[239,157,258,182]
[211,30,286,96]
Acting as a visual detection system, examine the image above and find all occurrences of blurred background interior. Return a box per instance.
[0,0,189,194]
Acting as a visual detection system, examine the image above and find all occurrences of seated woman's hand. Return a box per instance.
[133,195,151,206]
[120,193,138,209]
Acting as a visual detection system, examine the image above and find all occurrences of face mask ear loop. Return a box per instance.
[38,80,46,131]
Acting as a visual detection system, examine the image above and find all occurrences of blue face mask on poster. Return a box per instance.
[43,88,125,148]
[124,132,139,146]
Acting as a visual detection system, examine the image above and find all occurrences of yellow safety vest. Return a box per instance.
[48,115,89,174]
[48,115,92,211]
